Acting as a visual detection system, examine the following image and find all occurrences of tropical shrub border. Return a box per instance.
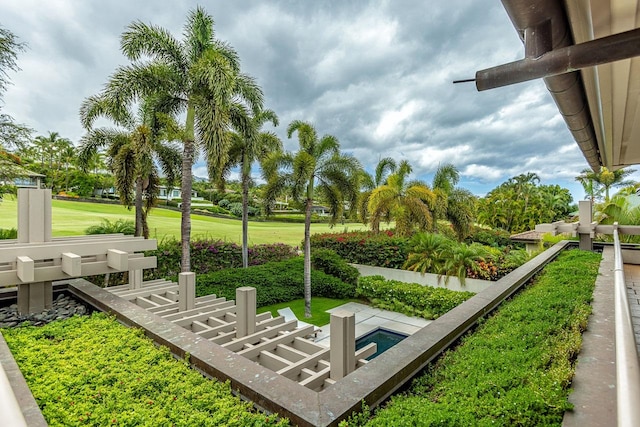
[357,249,600,425]
[2,313,288,426]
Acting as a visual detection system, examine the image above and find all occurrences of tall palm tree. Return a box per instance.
[79,95,181,238]
[575,168,603,201]
[102,7,263,271]
[263,120,361,318]
[367,160,436,237]
[431,163,475,240]
[221,108,282,268]
[358,157,397,224]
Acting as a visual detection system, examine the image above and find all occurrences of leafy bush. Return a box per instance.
[145,239,298,280]
[197,257,356,306]
[85,218,135,235]
[218,198,230,209]
[310,230,409,268]
[0,227,17,239]
[357,276,474,319]
[311,249,360,286]
[2,313,288,426]
[465,225,518,248]
[362,249,601,426]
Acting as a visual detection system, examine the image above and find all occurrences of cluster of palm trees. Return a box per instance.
[476,173,574,234]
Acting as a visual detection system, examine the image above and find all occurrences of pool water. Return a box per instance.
[355,328,408,360]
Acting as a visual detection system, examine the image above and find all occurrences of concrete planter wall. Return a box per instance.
[351,264,493,293]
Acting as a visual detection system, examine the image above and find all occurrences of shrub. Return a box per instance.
[311,248,360,286]
[356,276,474,319]
[2,313,287,426]
[218,198,230,209]
[0,227,17,239]
[465,225,518,248]
[362,249,601,426]
[85,218,135,235]
[196,257,356,306]
[145,239,298,280]
[310,230,409,268]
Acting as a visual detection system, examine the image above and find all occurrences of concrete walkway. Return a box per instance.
[313,302,432,348]
[625,263,640,355]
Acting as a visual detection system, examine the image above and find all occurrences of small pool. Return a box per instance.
[355,328,408,360]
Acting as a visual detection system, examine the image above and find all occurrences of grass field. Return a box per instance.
[257,297,362,327]
[0,196,374,246]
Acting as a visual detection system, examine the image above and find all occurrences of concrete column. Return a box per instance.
[579,200,593,251]
[129,269,143,289]
[178,272,196,312]
[330,310,356,380]
[236,287,256,338]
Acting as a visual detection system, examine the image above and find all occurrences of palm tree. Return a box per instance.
[431,163,475,240]
[221,108,282,268]
[79,94,181,238]
[367,160,436,237]
[575,168,603,201]
[263,120,361,318]
[358,157,397,224]
[102,7,263,271]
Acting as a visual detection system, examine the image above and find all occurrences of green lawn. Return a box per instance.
[0,196,374,246]
[257,297,362,327]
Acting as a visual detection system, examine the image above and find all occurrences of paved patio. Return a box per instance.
[313,302,432,348]
[625,263,640,355]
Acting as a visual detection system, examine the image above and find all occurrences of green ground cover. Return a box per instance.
[0,196,372,246]
[1,313,288,426]
[257,297,361,327]
[356,249,601,426]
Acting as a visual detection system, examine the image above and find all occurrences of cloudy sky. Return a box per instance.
[0,0,613,201]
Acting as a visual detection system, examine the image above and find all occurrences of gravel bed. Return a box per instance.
[0,294,89,328]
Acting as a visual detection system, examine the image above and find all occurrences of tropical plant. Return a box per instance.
[263,120,362,317]
[0,25,31,148]
[101,7,263,271]
[79,95,181,238]
[85,218,136,235]
[221,108,282,267]
[357,157,397,223]
[366,160,436,237]
[431,163,475,240]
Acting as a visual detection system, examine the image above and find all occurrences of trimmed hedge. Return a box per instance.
[357,276,475,319]
[196,257,356,307]
[361,249,601,426]
[145,239,298,280]
[310,230,408,268]
[311,248,360,286]
[2,313,288,426]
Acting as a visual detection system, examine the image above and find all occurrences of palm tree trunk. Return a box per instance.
[303,197,313,318]
[134,177,144,237]
[241,158,250,268]
[181,105,196,273]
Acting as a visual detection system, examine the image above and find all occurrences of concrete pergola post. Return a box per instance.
[578,200,593,251]
[17,189,53,315]
[178,272,196,312]
[236,287,256,338]
[330,310,356,380]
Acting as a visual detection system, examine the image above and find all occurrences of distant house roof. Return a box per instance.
[510,230,546,243]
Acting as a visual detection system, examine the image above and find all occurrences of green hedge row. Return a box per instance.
[196,257,356,307]
[2,313,288,426]
[310,230,409,268]
[356,276,475,320]
[145,239,298,280]
[360,249,601,426]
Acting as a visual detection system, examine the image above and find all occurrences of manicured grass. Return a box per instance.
[2,313,288,426]
[257,297,362,327]
[0,196,373,246]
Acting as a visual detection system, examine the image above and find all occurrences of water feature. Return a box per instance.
[355,328,408,360]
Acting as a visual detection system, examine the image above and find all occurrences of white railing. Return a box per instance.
[612,224,640,427]
[0,358,27,427]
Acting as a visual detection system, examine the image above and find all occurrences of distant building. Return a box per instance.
[2,169,44,189]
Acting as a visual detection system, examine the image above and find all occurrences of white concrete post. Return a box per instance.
[178,272,196,312]
[330,310,356,380]
[236,287,257,338]
[129,269,143,289]
[579,200,593,251]
[16,189,53,314]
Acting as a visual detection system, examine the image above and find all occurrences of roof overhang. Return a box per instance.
[471,0,640,171]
